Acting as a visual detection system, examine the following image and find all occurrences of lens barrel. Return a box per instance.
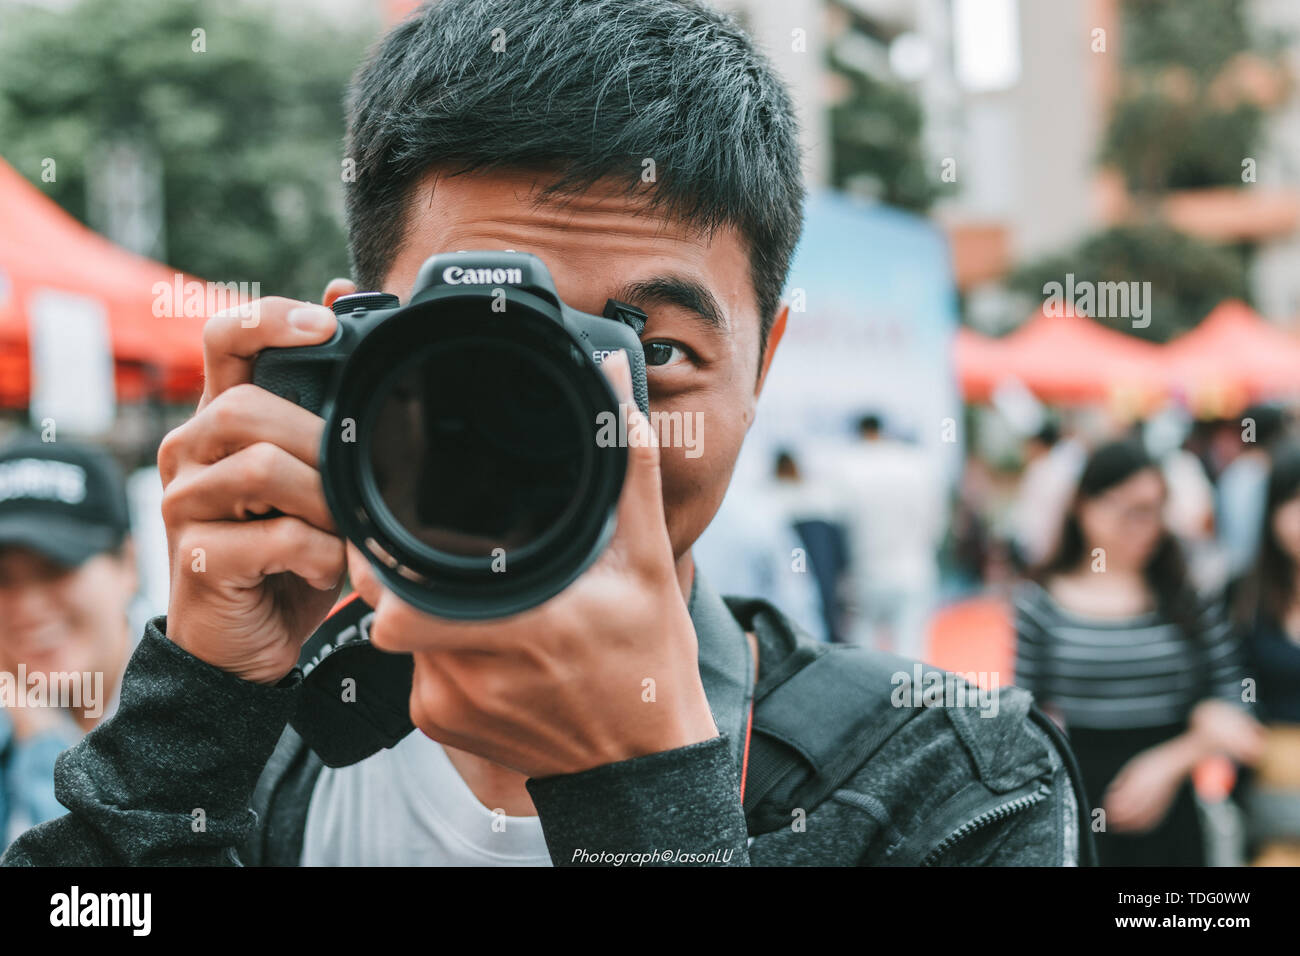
[319,286,628,619]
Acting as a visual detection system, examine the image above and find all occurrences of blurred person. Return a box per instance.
[1232,443,1300,865]
[1160,433,1224,593]
[1218,404,1288,584]
[1010,420,1084,570]
[0,437,136,849]
[770,449,849,642]
[691,458,827,642]
[1183,417,1220,477]
[839,413,943,659]
[948,450,996,595]
[1160,441,1216,542]
[1137,413,1224,590]
[4,0,1091,868]
[1014,439,1264,866]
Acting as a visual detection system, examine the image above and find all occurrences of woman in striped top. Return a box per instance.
[1014,440,1264,866]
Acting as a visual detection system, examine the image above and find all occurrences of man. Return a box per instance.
[1011,420,1085,571]
[1217,404,1287,582]
[691,450,827,644]
[0,437,136,849]
[765,450,854,644]
[4,0,1089,866]
[838,414,943,659]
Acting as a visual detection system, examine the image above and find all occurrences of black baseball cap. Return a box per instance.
[0,436,131,567]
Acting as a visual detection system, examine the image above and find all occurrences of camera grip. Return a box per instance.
[627,348,650,418]
[251,348,330,416]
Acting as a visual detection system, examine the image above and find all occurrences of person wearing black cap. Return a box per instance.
[0,435,137,849]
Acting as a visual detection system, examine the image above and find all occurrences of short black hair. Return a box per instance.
[773,448,799,477]
[1242,403,1287,448]
[857,413,882,436]
[1032,421,1060,447]
[344,0,805,353]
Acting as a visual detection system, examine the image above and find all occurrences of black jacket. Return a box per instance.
[2,574,1089,866]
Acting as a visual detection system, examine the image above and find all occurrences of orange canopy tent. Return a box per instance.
[955,305,1167,407]
[1162,300,1300,414]
[0,158,207,408]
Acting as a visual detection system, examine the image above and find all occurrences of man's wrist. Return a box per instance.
[604,678,718,770]
[162,617,294,687]
[527,733,748,866]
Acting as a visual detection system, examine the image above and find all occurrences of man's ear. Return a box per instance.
[755,302,789,398]
[322,278,358,308]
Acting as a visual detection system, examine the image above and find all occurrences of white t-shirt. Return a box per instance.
[300,730,552,866]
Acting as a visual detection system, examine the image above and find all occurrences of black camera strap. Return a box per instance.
[290,573,757,771]
[291,594,414,768]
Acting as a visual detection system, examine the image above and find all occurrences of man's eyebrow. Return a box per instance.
[613,276,728,332]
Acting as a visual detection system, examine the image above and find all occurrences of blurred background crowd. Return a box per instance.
[2,0,1300,866]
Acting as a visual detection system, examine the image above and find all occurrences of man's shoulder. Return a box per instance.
[731,596,1082,865]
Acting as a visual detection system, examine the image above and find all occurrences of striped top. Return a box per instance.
[1013,579,1246,730]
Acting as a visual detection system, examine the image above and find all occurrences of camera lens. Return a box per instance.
[365,337,590,560]
[319,286,628,620]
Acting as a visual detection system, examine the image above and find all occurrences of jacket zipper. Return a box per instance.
[920,785,1051,866]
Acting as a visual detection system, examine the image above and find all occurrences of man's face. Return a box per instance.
[0,546,135,678]
[381,169,784,561]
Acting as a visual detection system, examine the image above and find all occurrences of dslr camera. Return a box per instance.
[253,251,649,620]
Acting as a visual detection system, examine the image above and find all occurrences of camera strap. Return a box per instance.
[290,574,758,774]
[290,594,415,768]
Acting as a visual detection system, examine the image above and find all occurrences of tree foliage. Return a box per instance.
[1015,0,1271,340]
[0,0,368,300]
[826,45,946,212]
[1008,225,1249,343]
[1102,0,1273,194]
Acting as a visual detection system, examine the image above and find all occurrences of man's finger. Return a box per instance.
[348,542,533,654]
[162,384,326,481]
[601,348,634,405]
[180,517,346,592]
[345,541,381,607]
[199,297,337,408]
[323,277,358,308]
[163,440,335,532]
[367,586,501,653]
[598,350,674,566]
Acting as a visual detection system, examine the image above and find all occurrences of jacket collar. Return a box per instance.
[687,569,755,772]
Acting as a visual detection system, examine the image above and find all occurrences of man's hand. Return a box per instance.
[1188,698,1266,766]
[157,285,355,685]
[1102,737,1195,833]
[352,351,720,779]
[1104,701,1265,834]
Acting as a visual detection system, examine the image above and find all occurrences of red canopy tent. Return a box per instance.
[1162,300,1300,414]
[955,305,1167,407]
[0,158,207,408]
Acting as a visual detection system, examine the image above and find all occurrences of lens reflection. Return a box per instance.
[367,339,587,559]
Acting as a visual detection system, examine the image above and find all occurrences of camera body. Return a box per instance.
[252,251,649,419]
[252,251,650,619]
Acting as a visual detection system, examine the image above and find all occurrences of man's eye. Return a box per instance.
[644,341,687,367]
